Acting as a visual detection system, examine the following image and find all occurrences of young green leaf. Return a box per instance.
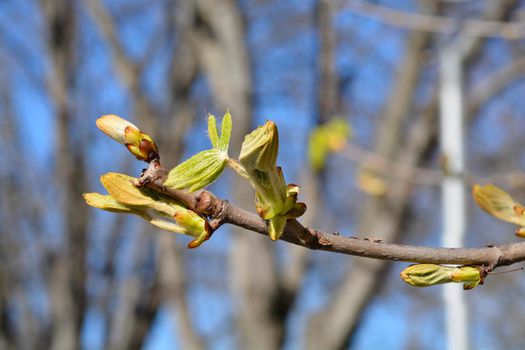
[308,118,351,171]
[218,111,232,151]
[83,193,136,214]
[100,172,159,207]
[452,266,484,290]
[268,216,287,241]
[207,114,220,149]
[472,184,525,230]
[164,149,227,192]
[84,173,212,248]
[207,112,232,152]
[163,112,232,192]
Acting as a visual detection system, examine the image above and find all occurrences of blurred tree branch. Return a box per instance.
[40,0,89,348]
[339,0,525,39]
[343,142,525,188]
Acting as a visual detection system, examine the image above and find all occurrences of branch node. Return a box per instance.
[195,191,229,231]
[363,237,383,243]
[136,158,167,186]
[317,232,332,247]
[298,227,332,249]
[487,245,505,270]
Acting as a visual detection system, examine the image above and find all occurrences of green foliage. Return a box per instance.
[308,118,351,171]
[165,113,231,192]
[239,121,306,240]
[164,149,227,192]
[400,264,482,290]
[89,112,306,245]
[218,111,232,151]
[473,184,525,237]
[84,173,210,248]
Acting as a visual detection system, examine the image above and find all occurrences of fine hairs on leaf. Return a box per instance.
[164,149,227,192]
[218,111,232,151]
[164,113,232,192]
[207,113,220,149]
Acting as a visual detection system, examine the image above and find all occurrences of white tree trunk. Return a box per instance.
[440,42,468,350]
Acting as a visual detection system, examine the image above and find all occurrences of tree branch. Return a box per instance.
[344,142,525,188]
[140,163,525,270]
[336,0,525,39]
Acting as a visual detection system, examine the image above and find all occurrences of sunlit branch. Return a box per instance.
[140,161,525,270]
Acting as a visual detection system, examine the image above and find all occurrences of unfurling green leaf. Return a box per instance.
[164,149,227,192]
[83,193,136,214]
[163,112,232,192]
[218,112,232,151]
[207,112,232,152]
[308,118,351,171]
[240,121,284,214]
[473,184,525,237]
[400,264,482,290]
[96,114,159,162]
[207,114,220,149]
[100,172,159,207]
[84,172,211,248]
[240,121,306,241]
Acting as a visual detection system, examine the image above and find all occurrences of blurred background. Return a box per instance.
[2,0,525,349]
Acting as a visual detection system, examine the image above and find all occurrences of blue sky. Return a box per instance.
[3,0,525,349]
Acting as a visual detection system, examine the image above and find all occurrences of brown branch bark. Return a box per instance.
[143,167,525,269]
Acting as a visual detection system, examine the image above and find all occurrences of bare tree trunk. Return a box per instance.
[306,1,519,348]
[40,1,89,349]
[189,1,279,348]
[306,17,434,350]
[83,1,202,348]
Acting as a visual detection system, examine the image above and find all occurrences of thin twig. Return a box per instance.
[139,162,525,270]
[343,143,525,188]
[332,0,525,40]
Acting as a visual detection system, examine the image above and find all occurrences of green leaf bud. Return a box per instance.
[400,264,482,289]
[96,114,159,162]
[240,121,306,240]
